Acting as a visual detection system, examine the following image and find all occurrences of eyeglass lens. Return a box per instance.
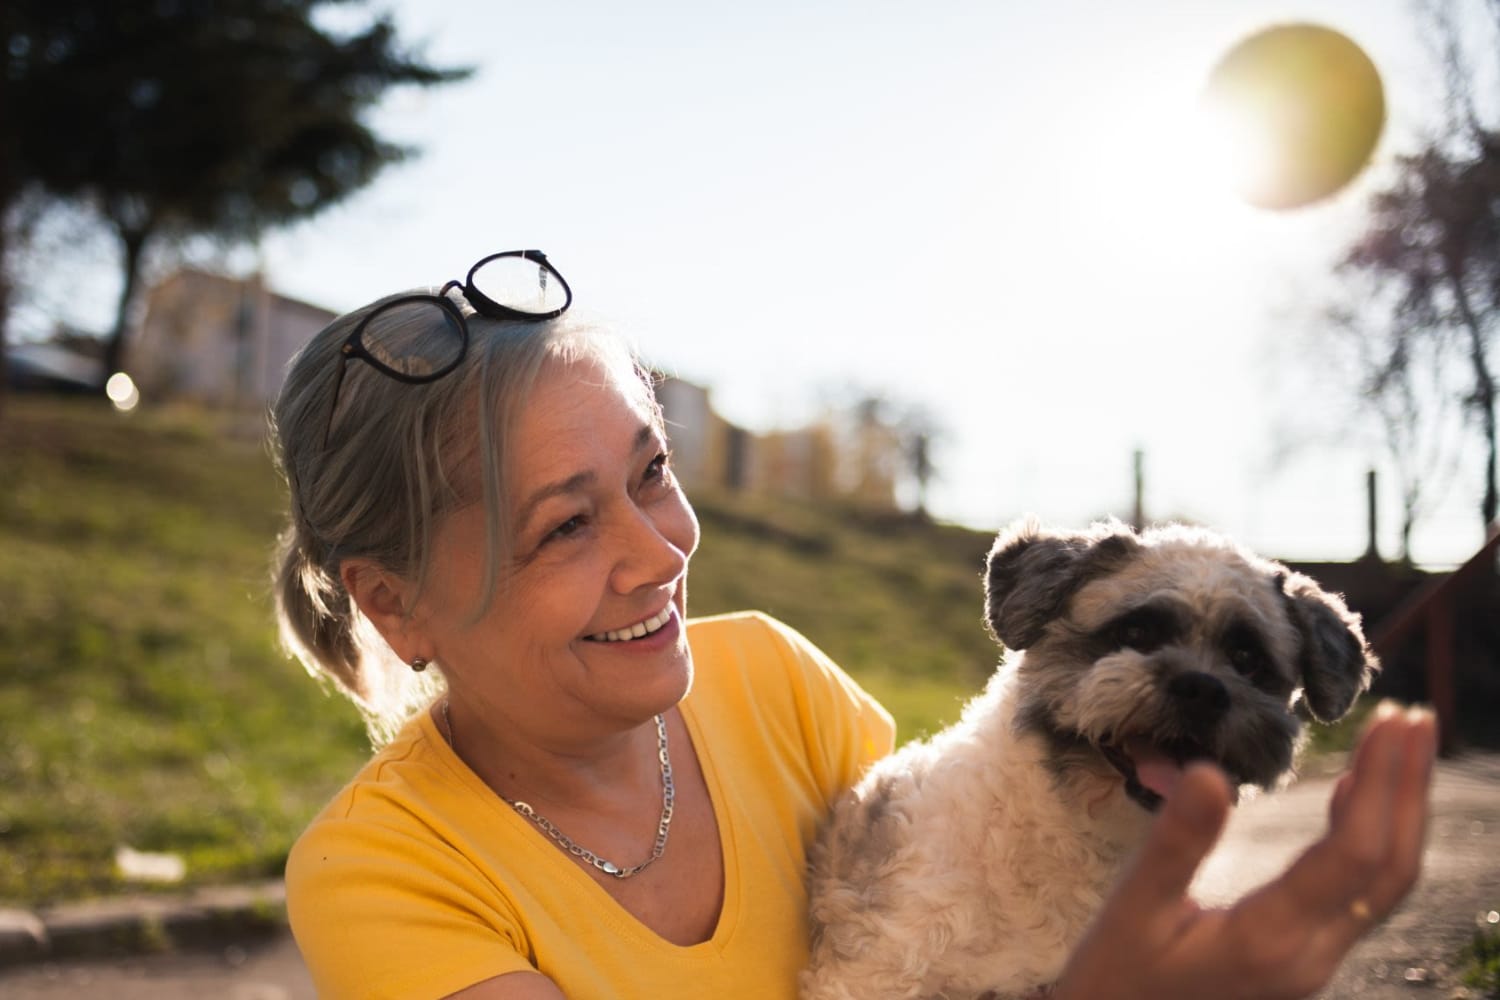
[472,254,568,316]
[361,301,466,378]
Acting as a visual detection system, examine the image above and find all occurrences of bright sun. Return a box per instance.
[1065,23,1386,278]
[1017,21,1387,318]
[1196,92,1287,207]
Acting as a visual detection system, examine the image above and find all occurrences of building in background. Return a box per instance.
[126,269,904,510]
[656,375,892,510]
[129,269,335,408]
[654,377,721,489]
[8,327,106,393]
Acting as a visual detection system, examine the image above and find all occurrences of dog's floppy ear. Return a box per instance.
[1278,572,1378,722]
[984,518,1139,650]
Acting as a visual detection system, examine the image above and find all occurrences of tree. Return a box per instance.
[1335,2,1500,540]
[837,392,945,518]
[1323,293,1468,562]
[1,0,469,386]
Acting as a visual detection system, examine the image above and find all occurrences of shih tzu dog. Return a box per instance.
[801,518,1377,1000]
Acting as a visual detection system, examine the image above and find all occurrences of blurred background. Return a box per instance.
[1,0,1497,986]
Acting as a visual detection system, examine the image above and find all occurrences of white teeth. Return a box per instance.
[589,606,672,643]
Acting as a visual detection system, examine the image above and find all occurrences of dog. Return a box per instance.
[800,518,1377,1000]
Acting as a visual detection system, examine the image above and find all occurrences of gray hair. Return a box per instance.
[271,287,656,744]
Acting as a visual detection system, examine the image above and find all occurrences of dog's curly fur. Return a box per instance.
[800,519,1377,1000]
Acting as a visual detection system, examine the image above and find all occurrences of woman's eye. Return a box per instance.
[644,451,673,484]
[546,515,586,543]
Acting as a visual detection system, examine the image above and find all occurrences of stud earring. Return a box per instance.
[410,657,429,673]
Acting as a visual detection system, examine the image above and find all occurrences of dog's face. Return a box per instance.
[984,519,1377,811]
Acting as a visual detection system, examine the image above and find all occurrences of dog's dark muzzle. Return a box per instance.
[1101,671,1237,812]
[1167,672,1230,725]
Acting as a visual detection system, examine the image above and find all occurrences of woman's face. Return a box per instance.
[411,352,700,740]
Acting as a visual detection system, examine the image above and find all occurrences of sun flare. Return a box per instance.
[1196,89,1286,210]
[1198,23,1385,211]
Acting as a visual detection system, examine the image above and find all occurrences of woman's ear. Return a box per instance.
[341,559,421,655]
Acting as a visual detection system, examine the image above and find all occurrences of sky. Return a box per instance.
[242,1,1493,566]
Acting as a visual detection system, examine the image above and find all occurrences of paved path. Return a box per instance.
[1198,751,1500,999]
[2,754,1496,999]
[0,934,314,999]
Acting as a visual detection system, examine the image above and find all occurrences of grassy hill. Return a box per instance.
[0,397,1000,905]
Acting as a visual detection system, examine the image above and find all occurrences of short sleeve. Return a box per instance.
[752,613,896,810]
[286,811,535,1000]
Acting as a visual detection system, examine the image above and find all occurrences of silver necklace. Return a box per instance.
[440,700,675,879]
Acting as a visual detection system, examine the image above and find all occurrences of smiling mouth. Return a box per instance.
[1099,736,1220,813]
[584,606,673,643]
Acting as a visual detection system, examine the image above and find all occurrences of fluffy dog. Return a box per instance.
[801,518,1377,1000]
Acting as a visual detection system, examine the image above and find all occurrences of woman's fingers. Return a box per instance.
[1238,705,1436,952]
[1326,706,1435,920]
[1108,763,1232,915]
[1051,765,1234,1000]
[1328,769,1356,827]
[1389,712,1438,869]
[1190,705,1438,999]
[1351,710,1436,916]
[1055,704,1437,1000]
[1319,708,1436,976]
[1050,704,1434,1000]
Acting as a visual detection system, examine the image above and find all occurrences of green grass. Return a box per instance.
[1460,918,1500,998]
[687,490,999,737]
[1301,695,1374,758]
[0,397,992,905]
[0,398,372,905]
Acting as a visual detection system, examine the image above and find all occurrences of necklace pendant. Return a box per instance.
[601,860,621,876]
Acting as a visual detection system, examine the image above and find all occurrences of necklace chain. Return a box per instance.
[439,700,674,879]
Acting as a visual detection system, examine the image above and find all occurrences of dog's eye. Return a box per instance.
[1229,645,1269,678]
[1223,625,1271,680]
[1109,610,1174,652]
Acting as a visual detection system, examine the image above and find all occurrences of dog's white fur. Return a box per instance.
[800,519,1375,1000]
[802,668,1151,1000]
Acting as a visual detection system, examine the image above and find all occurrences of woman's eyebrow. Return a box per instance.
[513,426,658,535]
[630,423,658,453]
[514,471,595,537]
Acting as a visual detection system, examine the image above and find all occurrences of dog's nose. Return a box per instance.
[1167,672,1231,719]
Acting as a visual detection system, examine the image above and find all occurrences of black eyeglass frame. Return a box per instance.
[324,250,571,447]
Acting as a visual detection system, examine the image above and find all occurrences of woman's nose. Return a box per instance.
[609,503,693,594]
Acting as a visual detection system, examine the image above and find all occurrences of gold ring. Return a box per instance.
[1349,898,1373,922]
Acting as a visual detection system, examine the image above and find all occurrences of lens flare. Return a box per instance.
[1200,23,1385,211]
[105,372,140,412]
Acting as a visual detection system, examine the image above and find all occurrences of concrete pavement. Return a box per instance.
[0,933,314,999]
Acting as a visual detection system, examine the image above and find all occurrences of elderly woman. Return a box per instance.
[273,251,1435,1000]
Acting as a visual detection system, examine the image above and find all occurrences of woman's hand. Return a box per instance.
[1053,702,1437,1000]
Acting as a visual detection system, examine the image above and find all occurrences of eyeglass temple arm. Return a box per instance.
[323,348,352,450]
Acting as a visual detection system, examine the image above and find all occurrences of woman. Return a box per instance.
[274,251,1435,1000]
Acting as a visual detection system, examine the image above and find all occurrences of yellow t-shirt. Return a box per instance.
[286,611,895,999]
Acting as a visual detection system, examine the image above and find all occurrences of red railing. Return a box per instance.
[1369,525,1500,755]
